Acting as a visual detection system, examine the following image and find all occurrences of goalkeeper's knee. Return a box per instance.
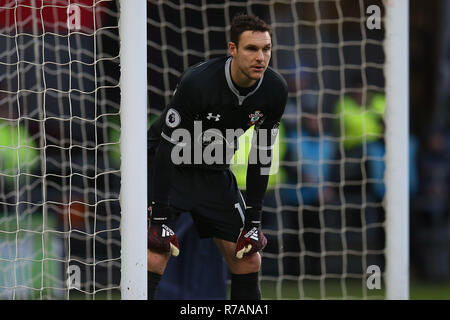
[227,251,261,275]
[147,249,170,275]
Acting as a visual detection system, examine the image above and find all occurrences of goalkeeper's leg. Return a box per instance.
[147,249,170,299]
[214,238,262,300]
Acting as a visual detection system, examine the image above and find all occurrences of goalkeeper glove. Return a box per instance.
[235,207,267,259]
[148,202,180,257]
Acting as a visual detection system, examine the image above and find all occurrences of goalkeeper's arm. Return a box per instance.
[234,124,275,259]
[235,89,287,259]
[147,123,181,257]
[148,76,198,257]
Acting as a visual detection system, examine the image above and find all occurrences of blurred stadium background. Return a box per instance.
[0,0,448,299]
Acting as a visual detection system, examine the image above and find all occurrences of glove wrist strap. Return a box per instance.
[245,207,262,227]
[149,201,171,221]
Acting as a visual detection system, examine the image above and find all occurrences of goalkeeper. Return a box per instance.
[147,13,287,300]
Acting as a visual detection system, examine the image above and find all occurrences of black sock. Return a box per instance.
[148,271,162,300]
[230,272,261,300]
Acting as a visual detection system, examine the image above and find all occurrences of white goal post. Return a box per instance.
[118,0,147,300]
[384,0,409,300]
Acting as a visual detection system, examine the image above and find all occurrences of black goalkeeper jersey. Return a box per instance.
[149,56,288,209]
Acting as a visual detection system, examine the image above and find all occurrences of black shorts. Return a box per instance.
[168,166,246,243]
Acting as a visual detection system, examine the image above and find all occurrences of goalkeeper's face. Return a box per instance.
[229,30,272,86]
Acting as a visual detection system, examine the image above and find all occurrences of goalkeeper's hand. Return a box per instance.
[235,207,267,259]
[148,202,180,257]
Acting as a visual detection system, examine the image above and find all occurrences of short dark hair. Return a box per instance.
[230,13,272,47]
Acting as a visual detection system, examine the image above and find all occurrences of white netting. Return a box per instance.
[148,0,386,299]
[0,0,121,299]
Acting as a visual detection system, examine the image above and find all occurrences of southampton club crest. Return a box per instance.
[248,110,264,125]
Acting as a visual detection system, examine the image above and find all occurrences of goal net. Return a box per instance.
[148,0,388,300]
[0,0,121,299]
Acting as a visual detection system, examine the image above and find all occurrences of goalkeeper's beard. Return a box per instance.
[237,64,265,83]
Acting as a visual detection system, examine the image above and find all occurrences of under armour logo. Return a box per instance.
[206,113,221,121]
